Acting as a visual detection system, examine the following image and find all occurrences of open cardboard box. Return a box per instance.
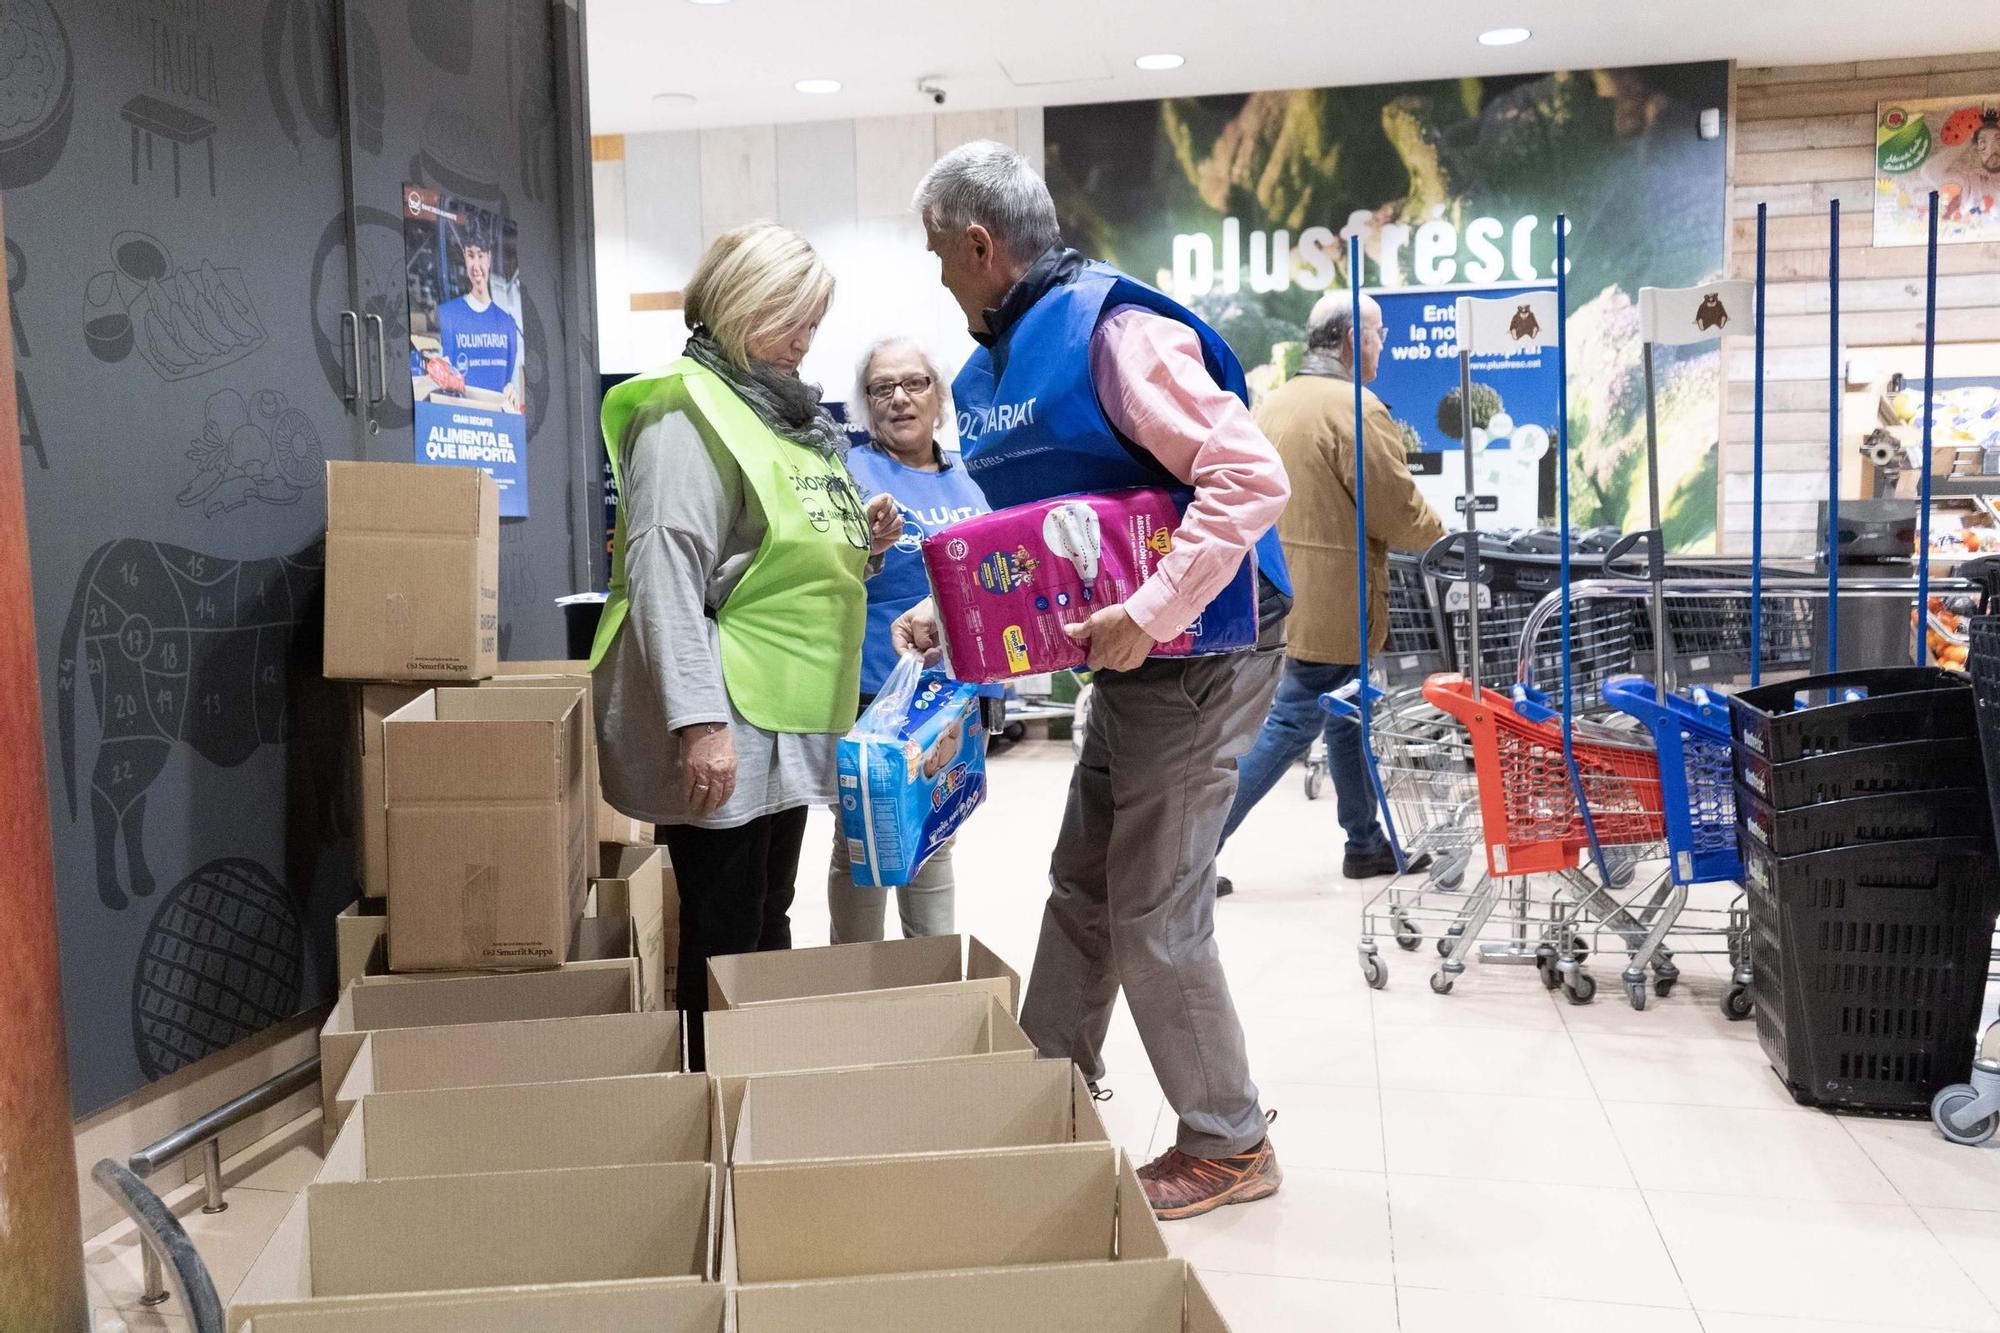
[725,1141,1166,1286]
[333,902,637,992]
[318,963,637,1131]
[240,1281,722,1333]
[706,934,1018,1015]
[732,1257,1229,1332]
[703,990,1033,1085]
[594,844,676,1011]
[382,685,591,972]
[330,1009,682,1135]
[228,1161,715,1333]
[731,1058,1105,1164]
[493,661,655,847]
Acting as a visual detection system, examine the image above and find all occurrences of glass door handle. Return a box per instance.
[340,310,360,403]
[364,314,387,407]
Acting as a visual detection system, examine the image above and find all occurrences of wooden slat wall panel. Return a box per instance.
[1722,51,2000,553]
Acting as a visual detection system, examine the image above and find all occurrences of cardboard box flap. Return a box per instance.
[731,1142,1119,1284]
[342,966,633,1034]
[382,688,583,804]
[233,1195,316,1321]
[307,1163,711,1296]
[966,936,1022,1015]
[703,991,1006,1078]
[733,1059,1090,1164]
[327,461,488,536]
[240,1280,722,1333]
[1116,1151,1171,1260]
[336,1073,713,1179]
[337,1010,683,1109]
[732,1258,1225,1332]
[708,935,962,1008]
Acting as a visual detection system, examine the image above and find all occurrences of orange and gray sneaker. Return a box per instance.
[1137,1131,1282,1220]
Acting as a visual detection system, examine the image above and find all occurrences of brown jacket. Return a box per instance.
[1256,371,1448,663]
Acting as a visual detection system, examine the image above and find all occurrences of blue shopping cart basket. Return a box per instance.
[1601,675,1739,886]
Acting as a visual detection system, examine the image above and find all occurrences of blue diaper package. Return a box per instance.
[838,655,988,888]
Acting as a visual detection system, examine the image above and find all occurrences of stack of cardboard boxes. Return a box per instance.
[234,933,1228,1330]
[323,461,671,1006]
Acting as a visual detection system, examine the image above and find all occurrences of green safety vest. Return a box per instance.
[590,358,867,734]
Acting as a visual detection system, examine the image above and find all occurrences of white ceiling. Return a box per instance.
[585,0,1980,134]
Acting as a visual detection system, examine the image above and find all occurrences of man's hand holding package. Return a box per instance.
[1065,604,1157,673]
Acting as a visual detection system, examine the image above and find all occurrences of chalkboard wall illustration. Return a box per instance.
[179,389,328,515]
[0,0,75,189]
[132,857,303,1079]
[81,231,267,381]
[57,540,323,909]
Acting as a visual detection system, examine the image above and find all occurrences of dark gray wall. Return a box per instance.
[7,0,592,1115]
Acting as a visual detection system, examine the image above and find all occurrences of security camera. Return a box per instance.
[918,80,946,106]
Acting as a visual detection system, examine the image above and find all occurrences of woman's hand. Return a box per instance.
[865,493,904,556]
[676,722,737,816]
[892,597,943,663]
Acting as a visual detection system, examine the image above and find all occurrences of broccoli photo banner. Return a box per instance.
[1045,62,1730,548]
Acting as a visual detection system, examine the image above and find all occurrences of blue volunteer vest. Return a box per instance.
[952,262,1291,598]
[845,444,998,696]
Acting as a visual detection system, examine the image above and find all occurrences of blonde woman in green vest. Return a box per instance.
[590,223,902,1069]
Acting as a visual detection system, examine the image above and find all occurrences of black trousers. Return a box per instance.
[658,805,807,1070]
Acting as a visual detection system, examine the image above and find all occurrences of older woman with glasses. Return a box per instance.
[590,222,901,1068]
[825,336,1000,943]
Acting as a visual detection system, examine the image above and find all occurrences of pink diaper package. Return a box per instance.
[921,487,1259,684]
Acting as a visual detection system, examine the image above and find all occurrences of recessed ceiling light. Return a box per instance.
[1134,53,1185,71]
[1477,27,1532,45]
[651,92,697,107]
[794,78,841,95]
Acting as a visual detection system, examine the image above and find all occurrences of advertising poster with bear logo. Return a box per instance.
[1876,97,2000,247]
[404,183,529,515]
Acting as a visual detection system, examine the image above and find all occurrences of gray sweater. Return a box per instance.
[594,406,849,829]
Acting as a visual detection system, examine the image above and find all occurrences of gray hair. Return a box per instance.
[849,336,951,438]
[1306,289,1383,355]
[912,140,1061,260]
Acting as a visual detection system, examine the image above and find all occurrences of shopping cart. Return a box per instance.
[1307,552,1449,800]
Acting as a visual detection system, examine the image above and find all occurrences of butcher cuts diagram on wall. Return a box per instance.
[0,0,76,190]
[82,231,267,381]
[56,540,323,909]
[132,857,303,1079]
[179,389,327,515]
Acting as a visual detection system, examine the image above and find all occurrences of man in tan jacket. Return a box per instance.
[1216,290,1448,892]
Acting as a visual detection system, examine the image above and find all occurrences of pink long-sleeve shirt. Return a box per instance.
[1088,305,1292,640]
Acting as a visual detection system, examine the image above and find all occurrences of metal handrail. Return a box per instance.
[92,1159,224,1333]
[110,1053,320,1308]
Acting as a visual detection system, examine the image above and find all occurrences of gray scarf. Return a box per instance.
[685,328,849,458]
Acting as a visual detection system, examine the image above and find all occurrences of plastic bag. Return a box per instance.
[837,653,989,887]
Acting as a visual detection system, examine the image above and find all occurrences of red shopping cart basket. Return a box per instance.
[1423,673,1666,877]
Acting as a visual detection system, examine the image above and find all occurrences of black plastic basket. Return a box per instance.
[1964,617,2000,849]
[1735,737,1981,811]
[1742,834,2000,1112]
[1381,552,1450,687]
[1728,667,1975,765]
[1737,786,1993,859]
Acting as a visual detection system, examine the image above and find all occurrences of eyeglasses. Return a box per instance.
[865,374,934,402]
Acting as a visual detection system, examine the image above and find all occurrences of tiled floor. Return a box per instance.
[89,739,2000,1331]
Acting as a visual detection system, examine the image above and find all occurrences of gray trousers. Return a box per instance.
[1020,645,1285,1158]
[827,825,956,943]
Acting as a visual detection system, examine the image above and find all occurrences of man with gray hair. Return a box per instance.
[1213,287,1446,894]
[893,140,1292,1219]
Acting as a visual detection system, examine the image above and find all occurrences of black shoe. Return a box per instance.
[1215,875,1235,898]
[1342,848,1430,879]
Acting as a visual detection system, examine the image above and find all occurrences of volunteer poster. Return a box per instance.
[1875,98,2000,247]
[1370,284,1559,529]
[403,183,530,516]
[1045,63,1730,549]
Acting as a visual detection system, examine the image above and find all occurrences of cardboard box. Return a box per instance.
[241,1281,722,1333]
[323,461,498,682]
[494,661,653,847]
[318,964,638,1129]
[320,1073,718,1182]
[228,1162,714,1331]
[356,685,427,899]
[706,934,1018,1016]
[732,1257,1229,1332]
[382,686,591,971]
[731,1059,1106,1164]
[335,899,389,988]
[727,1142,1166,1285]
[595,844,676,1011]
[330,1009,682,1131]
[703,990,1033,1081]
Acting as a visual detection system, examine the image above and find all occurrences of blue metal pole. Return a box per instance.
[1554,216,1608,881]
[1827,199,1841,673]
[1751,205,1767,686]
[1917,191,1939,666]
[1348,234,1404,868]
